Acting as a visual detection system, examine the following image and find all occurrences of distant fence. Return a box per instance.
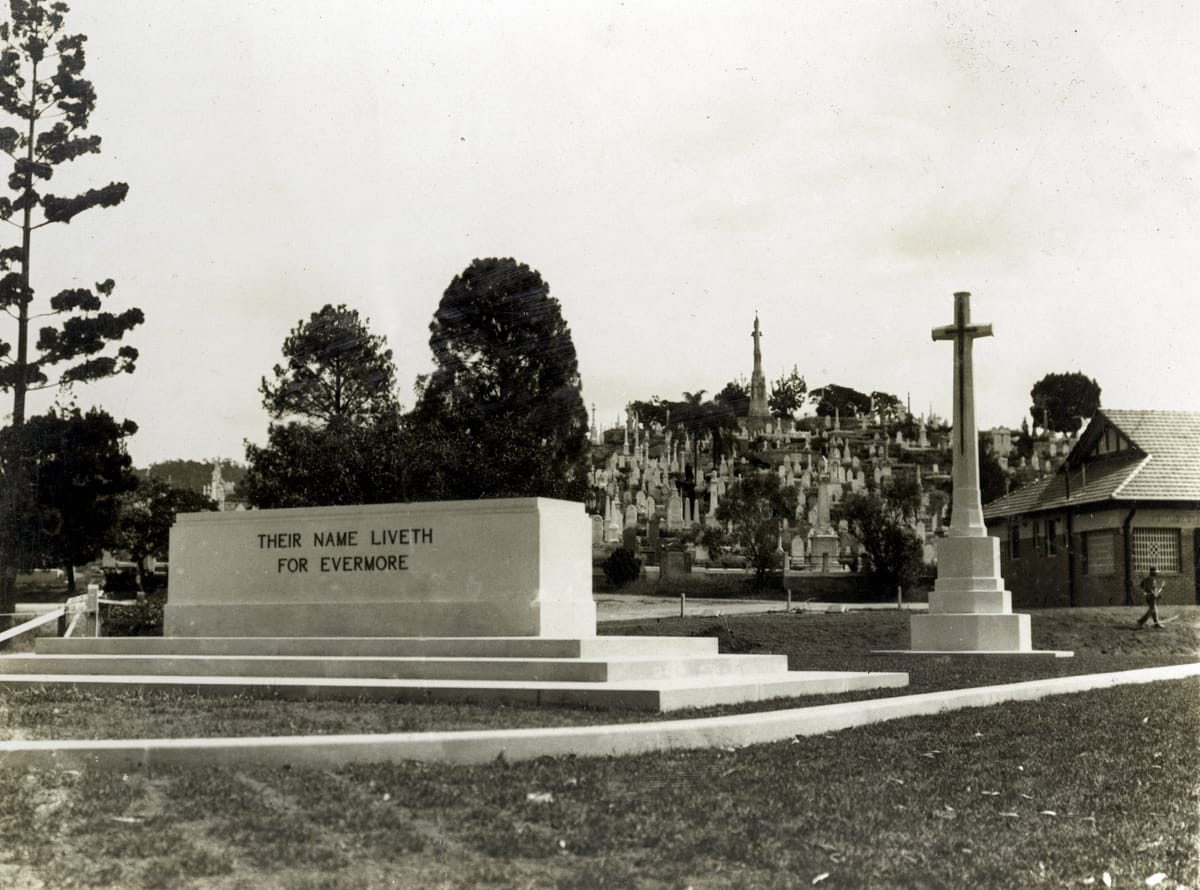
[0,584,121,644]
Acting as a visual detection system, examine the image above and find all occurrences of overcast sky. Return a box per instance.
[12,1,1198,466]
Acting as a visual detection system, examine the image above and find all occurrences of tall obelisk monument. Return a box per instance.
[747,314,770,432]
[909,292,1033,652]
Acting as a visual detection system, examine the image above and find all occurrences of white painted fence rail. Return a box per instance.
[2,583,120,643]
[0,607,64,644]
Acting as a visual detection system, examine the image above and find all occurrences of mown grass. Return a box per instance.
[0,607,1197,739]
[0,678,1196,889]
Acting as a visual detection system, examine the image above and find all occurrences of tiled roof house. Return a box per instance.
[983,409,1200,608]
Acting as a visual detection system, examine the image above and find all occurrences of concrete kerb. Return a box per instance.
[1,663,1196,770]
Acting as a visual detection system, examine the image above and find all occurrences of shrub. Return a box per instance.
[100,569,140,598]
[601,547,641,588]
[102,591,165,636]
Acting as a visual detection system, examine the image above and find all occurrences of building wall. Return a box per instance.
[992,510,1073,608]
[988,504,1200,608]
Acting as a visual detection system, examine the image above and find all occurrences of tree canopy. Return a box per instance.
[714,378,749,417]
[114,477,215,591]
[869,391,906,426]
[1030,372,1101,434]
[260,304,398,426]
[0,1,139,621]
[834,476,924,593]
[715,471,799,585]
[414,257,588,499]
[768,366,807,420]
[0,407,137,590]
[810,383,871,419]
[246,306,403,508]
[0,0,140,422]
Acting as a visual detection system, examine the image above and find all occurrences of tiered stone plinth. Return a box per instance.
[0,635,910,712]
[3,497,913,712]
[909,535,1032,652]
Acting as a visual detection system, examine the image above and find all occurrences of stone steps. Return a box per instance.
[0,652,788,683]
[0,635,909,712]
[0,669,909,712]
[32,635,719,659]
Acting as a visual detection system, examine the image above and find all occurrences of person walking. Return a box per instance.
[1135,566,1165,629]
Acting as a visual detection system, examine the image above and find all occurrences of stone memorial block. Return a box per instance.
[167,498,595,639]
[590,514,603,544]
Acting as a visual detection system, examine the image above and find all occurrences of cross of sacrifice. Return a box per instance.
[931,291,992,457]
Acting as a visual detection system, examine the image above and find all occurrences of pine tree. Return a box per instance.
[0,1,140,621]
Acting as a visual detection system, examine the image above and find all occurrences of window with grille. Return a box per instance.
[1085,532,1115,576]
[1131,528,1180,574]
[1009,523,1020,560]
[1047,519,1058,556]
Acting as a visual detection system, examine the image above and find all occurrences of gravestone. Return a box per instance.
[590,514,603,544]
[604,514,621,544]
[666,494,683,530]
[624,504,638,529]
[167,498,595,638]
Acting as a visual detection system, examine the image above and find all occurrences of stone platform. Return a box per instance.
[0,635,908,712]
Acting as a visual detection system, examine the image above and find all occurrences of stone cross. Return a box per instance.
[931,291,992,537]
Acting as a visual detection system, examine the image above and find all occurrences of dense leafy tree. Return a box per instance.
[715,471,799,586]
[714,378,749,417]
[246,305,405,508]
[1029,372,1101,434]
[114,477,215,591]
[768,366,807,421]
[244,415,407,509]
[260,304,398,426]
[600,546,641,588]
[870,391,906,425]
[0,1,140,620]
[834,477,924,593]
[810,383,871,419]
[627,397,668,428]
[978,432,1012,505]
[414,257,588,499]
[0,407,137,590]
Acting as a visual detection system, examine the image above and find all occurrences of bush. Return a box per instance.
[601,547,642,588]
[100,569,140,597]
[102,591,165,636]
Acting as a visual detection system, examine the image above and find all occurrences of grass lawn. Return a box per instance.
[0,679,1195,889]
[1,607,1197,739]
[0,608,1197,888]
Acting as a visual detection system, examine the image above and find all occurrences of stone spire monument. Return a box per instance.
[747,314,770,432]
[909,292,1066,655]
